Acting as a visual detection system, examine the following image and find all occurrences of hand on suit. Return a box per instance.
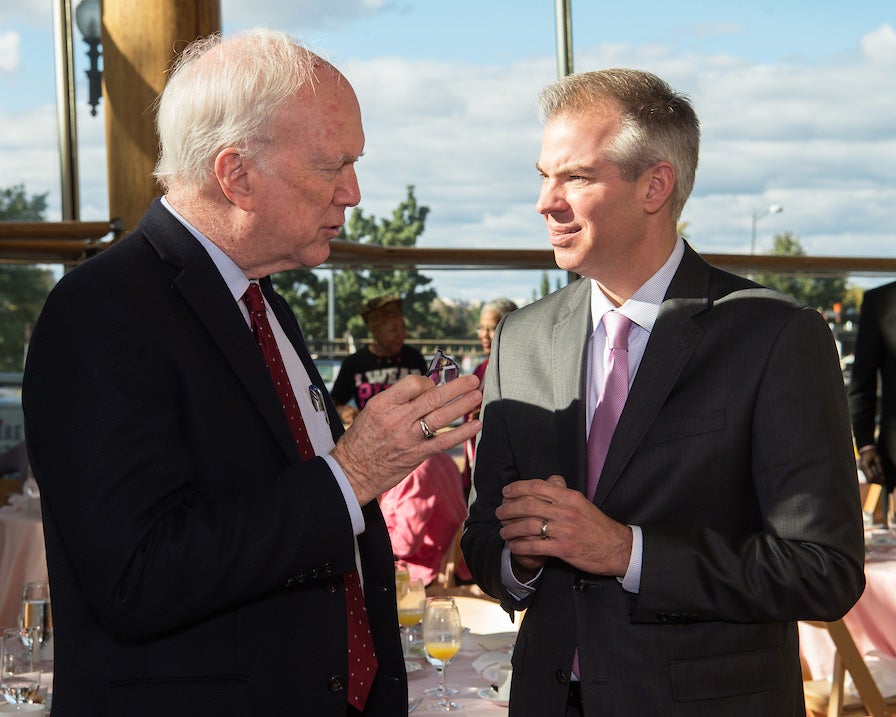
[858,446,884,483]
[331,373,482,506]
[496,475,633,580]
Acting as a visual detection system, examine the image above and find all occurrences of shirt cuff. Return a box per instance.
[620,525,643,593]
[322,453,365,536]
[858,445,878,454]
[501,544,540,607]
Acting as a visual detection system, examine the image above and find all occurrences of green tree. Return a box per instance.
[270,269,330,344]
[273,185,442,344]
[539,271,551,299]
[753,232,849,311]
[0,185,56,371]
[0,185,47,222]
[429,298,478,342]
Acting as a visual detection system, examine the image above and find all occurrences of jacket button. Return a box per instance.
[555,668,568,685]
[329,675,346,692]
[574,578,589,592]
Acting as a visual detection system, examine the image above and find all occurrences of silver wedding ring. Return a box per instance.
[540,518,549,540]
[420,419,436,440]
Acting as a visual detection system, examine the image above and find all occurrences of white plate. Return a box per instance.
[477,687,509,706]
[405,660,424,673]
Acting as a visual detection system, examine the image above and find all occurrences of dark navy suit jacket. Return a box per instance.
[24,199,405,716]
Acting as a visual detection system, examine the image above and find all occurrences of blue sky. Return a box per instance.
[1,0,895,303]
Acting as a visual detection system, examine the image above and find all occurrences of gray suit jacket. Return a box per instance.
[462,244,865,717]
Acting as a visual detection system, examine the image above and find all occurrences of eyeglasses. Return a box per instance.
[425,347,460,385]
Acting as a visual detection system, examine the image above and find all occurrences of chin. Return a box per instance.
[552,249,582,275]
[296,245,332,270]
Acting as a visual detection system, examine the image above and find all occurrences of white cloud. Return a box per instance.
[0,31,20,73]
[861,24,896,66]
[3,11,895,301]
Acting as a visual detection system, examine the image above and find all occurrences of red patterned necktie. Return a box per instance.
[243,283,378,709]
[243,282,315,459]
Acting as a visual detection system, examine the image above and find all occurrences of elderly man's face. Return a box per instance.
[251,68,365,273]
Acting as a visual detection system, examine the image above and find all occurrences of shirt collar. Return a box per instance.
[160,196,251,301]
[590,236,685,333]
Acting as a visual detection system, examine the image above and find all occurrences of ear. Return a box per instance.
[642,161,676,215]
[214,148,254,210]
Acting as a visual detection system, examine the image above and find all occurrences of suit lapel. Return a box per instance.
[552,279,593,495]
[141,201,301,461]
[261,278,344,443]
[593,245,711,504]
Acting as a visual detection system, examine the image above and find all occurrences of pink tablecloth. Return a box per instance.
[800,537,896,680]
[0,505,48,628]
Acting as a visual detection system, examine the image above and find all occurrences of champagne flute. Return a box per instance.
[423,597,463,711]
[21,583,52,658]
[397,578,426,658]
[0,627,41,705]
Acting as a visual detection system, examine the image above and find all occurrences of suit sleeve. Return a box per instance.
[633,307,865,623]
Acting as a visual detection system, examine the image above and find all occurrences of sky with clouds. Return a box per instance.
[1,0,894,303]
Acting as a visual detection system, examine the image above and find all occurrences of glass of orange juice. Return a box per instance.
[422,597,463,711]
[397,578,426,657]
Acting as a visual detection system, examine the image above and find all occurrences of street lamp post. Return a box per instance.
[750,204,784,254]
[74,0,102,117]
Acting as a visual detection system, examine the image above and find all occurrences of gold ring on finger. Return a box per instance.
[420,419,436,440]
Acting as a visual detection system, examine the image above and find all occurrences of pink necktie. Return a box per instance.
[243,283,378,709]
[574,311,633,680]
[586,311,633,500]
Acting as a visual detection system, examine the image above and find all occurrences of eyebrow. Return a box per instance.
[535,161,592,176]
[315,151,364,169]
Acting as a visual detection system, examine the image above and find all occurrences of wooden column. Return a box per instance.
[101,0,220,233]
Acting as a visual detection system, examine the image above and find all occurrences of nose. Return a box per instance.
[535,179,566,216]
[335,165,361,208]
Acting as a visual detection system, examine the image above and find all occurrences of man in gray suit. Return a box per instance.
[462,69,865,716]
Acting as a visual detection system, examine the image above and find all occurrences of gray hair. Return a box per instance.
[537,69,700,220]
[153,28,327,191]
[482,297,518,319]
